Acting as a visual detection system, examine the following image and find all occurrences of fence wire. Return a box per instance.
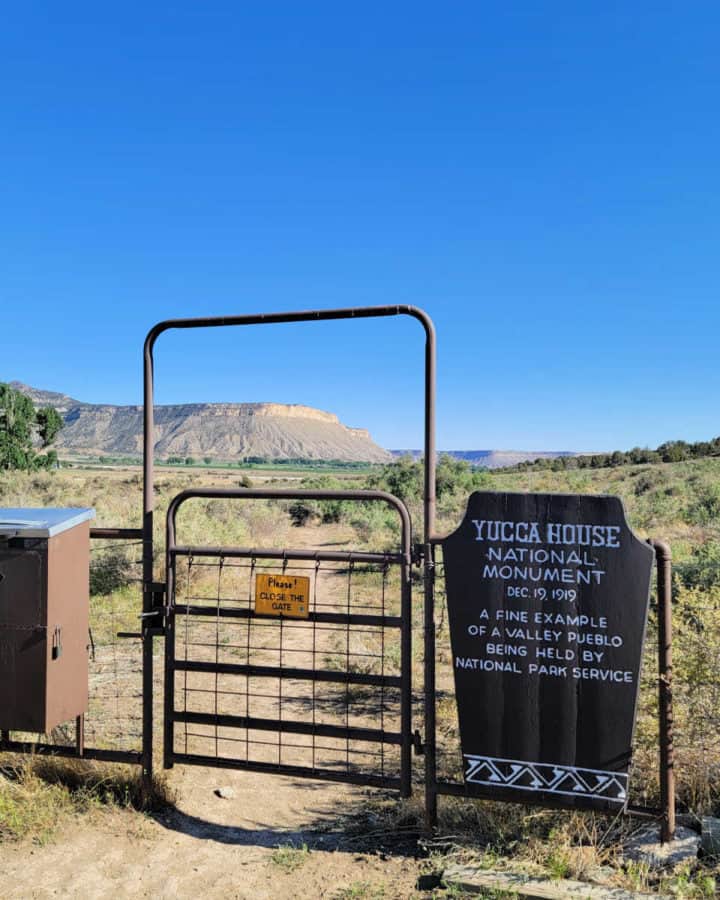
[170,553,405,785]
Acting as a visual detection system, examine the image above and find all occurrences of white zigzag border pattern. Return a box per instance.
[464,754,627,803]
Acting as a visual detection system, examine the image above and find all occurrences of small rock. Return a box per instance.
[587,864,616,885]
[701,816,720,858]
[214,786,235,799]
[623,825,701,869]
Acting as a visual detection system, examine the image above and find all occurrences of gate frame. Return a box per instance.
[164,486,413,794]
[141,306,439,783]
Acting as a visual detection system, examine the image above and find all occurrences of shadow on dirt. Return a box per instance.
[150,783,422,858]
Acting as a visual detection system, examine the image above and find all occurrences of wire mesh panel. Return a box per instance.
[86,536,144,754]
[164,489,413,794]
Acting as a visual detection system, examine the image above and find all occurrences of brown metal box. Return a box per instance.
[0,508,94,733]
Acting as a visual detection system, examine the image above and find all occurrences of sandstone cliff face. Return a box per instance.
[11,384,391,462]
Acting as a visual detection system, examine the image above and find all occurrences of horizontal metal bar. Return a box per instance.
[626,803,665,820]
[174,659,401,688]
[165,489,412,567]
[90,528,144,540]
[170,545,403,565]
[148,306,418,338]
[174,604,402,629]
[0,740,142,766]
[174,710,402,745]
[169,751,402,790]
[434,780,662,818]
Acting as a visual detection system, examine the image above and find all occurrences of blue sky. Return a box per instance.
[1,3,718,452]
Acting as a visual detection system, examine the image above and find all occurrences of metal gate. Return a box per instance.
[163,487,413,795]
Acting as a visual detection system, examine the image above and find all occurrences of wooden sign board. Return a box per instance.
[442,492,653,812]
[254,573,310,619]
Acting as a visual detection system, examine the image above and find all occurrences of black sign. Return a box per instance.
[442,492,653,811]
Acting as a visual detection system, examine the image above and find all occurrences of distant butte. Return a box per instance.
[9,382,391,463]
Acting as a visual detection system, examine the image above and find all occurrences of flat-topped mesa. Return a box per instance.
[150,402,341,424]
[11,384,390,462]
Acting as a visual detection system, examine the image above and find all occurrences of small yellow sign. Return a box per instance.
[254,573,311,619]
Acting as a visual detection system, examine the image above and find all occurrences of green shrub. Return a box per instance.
[90,548,133,595]
[677,542,720,591]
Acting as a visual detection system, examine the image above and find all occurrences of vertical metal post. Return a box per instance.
[163,546,176,770]
[142,336,155,789]
[400,534,413,798]
[75,714,85,757]
[421,313,437,544]
[652,540,675,843]
[423,542,438,829]
[419,308,438,829]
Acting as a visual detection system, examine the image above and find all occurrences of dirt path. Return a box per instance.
[1,766,425,899]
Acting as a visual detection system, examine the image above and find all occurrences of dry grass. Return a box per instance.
[0,755,174,843]
[0,458,718,896]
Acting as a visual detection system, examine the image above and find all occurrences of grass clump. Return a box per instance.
[269,841,310,871]
[0,755,174,843]
[0,761,73,844]
[332,882,387,899]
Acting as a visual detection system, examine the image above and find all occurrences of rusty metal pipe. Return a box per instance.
[424,541,438,830]
[90,527,144,540]
[75,714,84,757]
[143,305,438,543]
[651,539,675,843]
[166,487,412,555]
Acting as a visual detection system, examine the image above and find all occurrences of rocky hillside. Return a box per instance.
[10,382,391,462]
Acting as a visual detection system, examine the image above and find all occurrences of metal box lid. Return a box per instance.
[0,508,96,538]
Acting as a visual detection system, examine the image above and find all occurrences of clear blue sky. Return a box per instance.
[1,3,718,452]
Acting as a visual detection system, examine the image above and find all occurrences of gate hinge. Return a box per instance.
[412,544,425,566]
[412,729,425,756]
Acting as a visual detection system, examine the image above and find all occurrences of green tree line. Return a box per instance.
[504,437,720,473]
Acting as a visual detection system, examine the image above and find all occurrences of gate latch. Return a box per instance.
[150,582,166,612]
[141,582,167,635]
[117,583,167,639]
[412,729,425,756]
